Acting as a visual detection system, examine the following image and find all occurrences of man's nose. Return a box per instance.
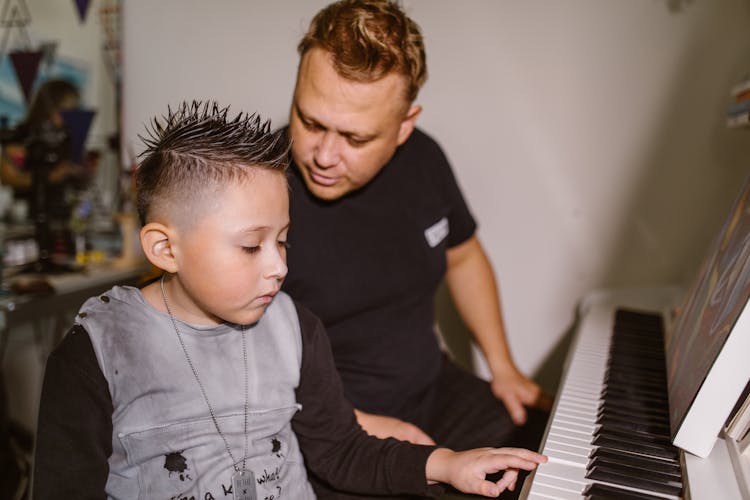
[313,131,340,169]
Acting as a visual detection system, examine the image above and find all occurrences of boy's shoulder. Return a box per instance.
[77,285,147,319]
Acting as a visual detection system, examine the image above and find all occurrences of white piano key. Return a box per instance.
[543,440,590,457]
[524,481,583,500]
[554,411,596,426]
[531,459,587,492]
[555,395,599,411]
[545,430,591,448]
[548,421,595,438]
[544,447,589,466]
[553,406,595,421]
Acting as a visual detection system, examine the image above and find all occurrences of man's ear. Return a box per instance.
[397,104,422,146]
[140,222,179,273]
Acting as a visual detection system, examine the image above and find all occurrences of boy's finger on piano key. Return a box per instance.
[488,447,549,464]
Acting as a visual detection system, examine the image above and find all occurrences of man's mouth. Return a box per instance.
[309,169,338,187]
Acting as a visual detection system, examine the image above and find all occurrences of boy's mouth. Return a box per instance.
[257,290,278,304]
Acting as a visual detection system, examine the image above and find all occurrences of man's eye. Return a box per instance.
[303,120,323,131]
[278,241,290,250]
[242,246,261,254]
[346,137,369,147]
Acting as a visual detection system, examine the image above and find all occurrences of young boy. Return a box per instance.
[33,101,546,499]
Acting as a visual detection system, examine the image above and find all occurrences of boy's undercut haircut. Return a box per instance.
[298,0,427,103]
[136,101,289,225]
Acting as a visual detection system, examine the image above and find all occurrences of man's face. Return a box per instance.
[288,47,421,200]
[166,169,290,326]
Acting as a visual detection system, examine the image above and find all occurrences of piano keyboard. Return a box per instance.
[523,304,684,500]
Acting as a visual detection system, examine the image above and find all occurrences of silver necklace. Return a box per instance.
[160,274,256,499]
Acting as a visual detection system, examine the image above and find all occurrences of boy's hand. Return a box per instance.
[354,409,436,445]
[426,447,547,497]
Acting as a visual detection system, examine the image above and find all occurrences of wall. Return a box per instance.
[122,1,750,388]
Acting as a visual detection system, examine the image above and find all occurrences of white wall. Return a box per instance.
[122,1,750,380]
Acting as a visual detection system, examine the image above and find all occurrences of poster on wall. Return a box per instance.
[0,52,88,129]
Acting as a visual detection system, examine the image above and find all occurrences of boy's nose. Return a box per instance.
[266,250,288,281]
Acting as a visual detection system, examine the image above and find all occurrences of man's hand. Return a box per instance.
[490,365,553,426]
[426,447,547,497]
[354,409,436,445]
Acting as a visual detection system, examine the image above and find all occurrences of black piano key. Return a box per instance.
[595,426,672,445]
[594,424,671,446]
[583,482,670,500]
[597,406,670,427]
[597,407,669,424]
[607,371,663,382]
[589,448,681,474]
[600,390,669,410]
[595,421,670,441]
[586,465,682,497]
[593,435,679,460]
[609,343,664,357]
[588,456,682,482]
[607,358,664,373]
[596,415,671,437]
[594,430,677,458]
[605,372,666,390]
[613,308,663,324]
[603,380,668,398]
[601,390,669,407]
[598,400,670,420]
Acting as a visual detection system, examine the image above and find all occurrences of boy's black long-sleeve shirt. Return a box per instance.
[33,302,443,499]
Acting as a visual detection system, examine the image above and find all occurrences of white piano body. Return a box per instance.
[520,287,749,500]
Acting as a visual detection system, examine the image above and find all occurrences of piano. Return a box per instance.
[521,177,750,500]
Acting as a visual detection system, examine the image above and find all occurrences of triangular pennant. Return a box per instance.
[9,49,42,103]
[72,0,91,23]
[60,108,96,164]
[0,0,31,26]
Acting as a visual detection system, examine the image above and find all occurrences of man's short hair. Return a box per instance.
[298,0,427,102]
[136,101,289,226]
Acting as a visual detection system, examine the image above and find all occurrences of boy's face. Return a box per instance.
[288,47,420,201]
[167,169,289,326]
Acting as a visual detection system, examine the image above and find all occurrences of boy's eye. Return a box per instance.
[242,246,261,255]
[279,241,290,250]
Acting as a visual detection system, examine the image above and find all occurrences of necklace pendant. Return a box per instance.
[232,470,257,500]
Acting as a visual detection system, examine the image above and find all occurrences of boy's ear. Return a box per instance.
[140,222,179,273]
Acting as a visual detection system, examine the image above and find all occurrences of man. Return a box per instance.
[282,1,551,497]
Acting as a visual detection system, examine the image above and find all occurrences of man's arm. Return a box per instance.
[445,235,552,425]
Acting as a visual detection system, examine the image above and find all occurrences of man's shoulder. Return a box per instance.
[397,127,448,164]
[405,127,440,148]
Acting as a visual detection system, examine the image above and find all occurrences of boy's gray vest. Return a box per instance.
[77,286,316,500]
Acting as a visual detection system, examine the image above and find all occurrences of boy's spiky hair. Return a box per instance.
[135,101,289,226]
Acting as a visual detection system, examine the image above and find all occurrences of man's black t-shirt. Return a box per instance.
[283,128,476,419]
